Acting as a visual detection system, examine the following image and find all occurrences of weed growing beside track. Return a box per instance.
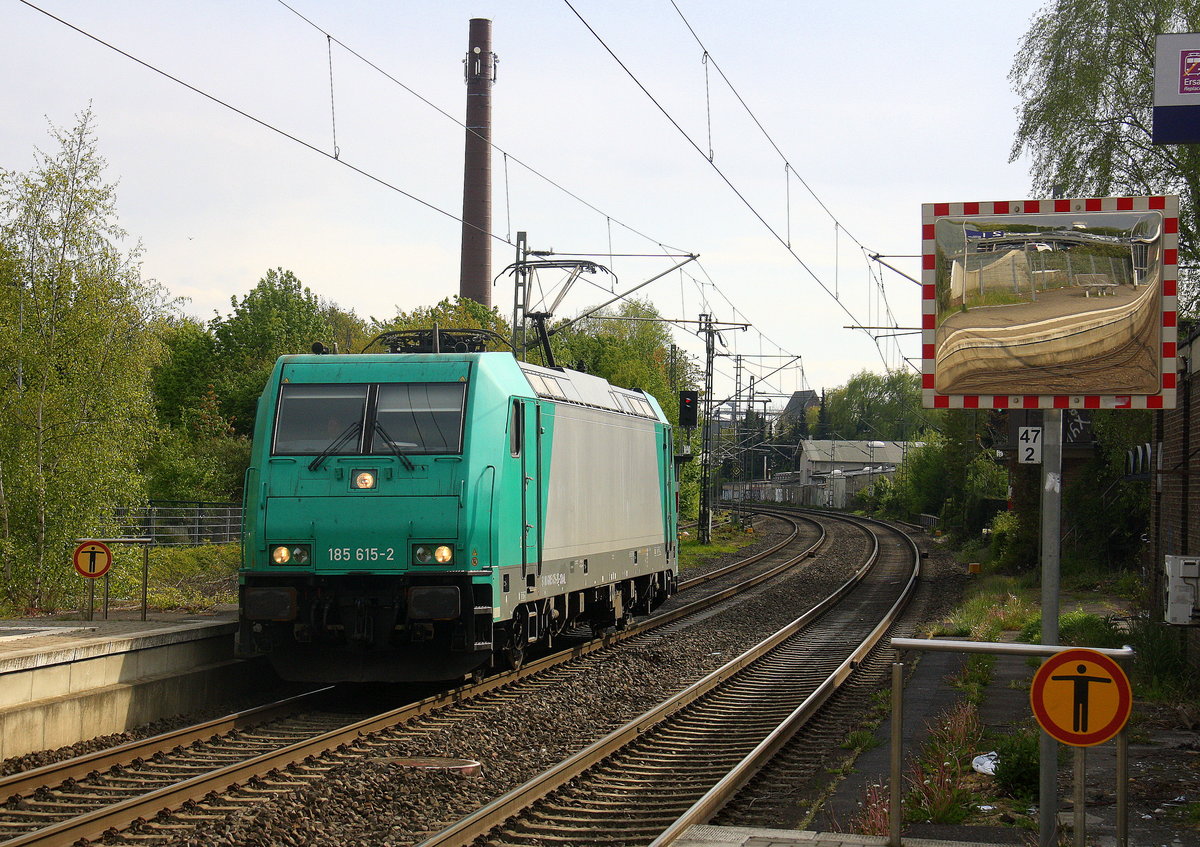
[846,538,1200,840]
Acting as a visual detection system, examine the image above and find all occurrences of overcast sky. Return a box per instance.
[2,0,1045,406]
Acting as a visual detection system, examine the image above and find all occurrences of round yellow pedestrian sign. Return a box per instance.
[73,540,113,579]
[1031,648,1132,747]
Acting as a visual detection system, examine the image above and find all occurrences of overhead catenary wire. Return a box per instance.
[668,0,868,253]
[562,0,904,375]
[15,0,503,245]
[23,0,816,402]
[326,34,339,159]
[666,0,912,371]
[274,0,813,390]
[273,0,695,262]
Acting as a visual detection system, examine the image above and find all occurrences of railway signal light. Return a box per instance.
[679,390,699,429]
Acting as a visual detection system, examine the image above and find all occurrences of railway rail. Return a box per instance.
[0,512,830,846]
[410,509,919,847]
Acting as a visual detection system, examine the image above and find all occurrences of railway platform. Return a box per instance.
[677,824,1013,847]
[0,609,264,760]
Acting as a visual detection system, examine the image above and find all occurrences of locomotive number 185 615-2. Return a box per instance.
[328,547,396,562]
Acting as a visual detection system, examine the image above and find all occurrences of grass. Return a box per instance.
[938,561,1195,704]
[0,542,240,618]
[678,517,760,571]
[1174,801,1200,827]
[846,782,891,836]
[97,543,239,612]
[926,574,1040,640]
[949,654,996,705]
[841,546,1200,839]
[846,701,989,832]
[843,728,881,751]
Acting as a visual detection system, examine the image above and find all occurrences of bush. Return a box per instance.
[1124,614,1189,698]
[992,724,1041,802]
[107,543,239,611]
[1016,610,1124,649]
[1059,610,1125,648]
[990,509,1038,573]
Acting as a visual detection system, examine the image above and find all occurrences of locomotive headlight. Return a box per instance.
[352,470,377,490]
[271,545,310,565]
[413,544,454,565]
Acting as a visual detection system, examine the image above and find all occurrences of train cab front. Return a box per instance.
[237,360,495,683]
[239,560,494,683]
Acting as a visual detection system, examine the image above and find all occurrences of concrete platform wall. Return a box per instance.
[0,622,270,759]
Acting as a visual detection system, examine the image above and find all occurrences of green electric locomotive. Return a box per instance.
[237,331,678,682]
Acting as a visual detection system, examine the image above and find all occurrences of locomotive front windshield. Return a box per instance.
[272,382,466,456]
[372,383,465,454]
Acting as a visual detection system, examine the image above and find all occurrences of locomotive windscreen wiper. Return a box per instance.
[308,421,362,471]
[373,420,416,471]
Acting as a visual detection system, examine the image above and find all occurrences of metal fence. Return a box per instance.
[114,500,242,546]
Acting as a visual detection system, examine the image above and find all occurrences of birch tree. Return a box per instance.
[0,108,161,608]
[1010,0,1200,312]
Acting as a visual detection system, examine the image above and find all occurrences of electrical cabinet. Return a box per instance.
[1164,555,1200,625]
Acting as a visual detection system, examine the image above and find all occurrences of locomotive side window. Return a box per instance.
[510,399,523,457]
[371,383,467,455]
[273,385,368,455]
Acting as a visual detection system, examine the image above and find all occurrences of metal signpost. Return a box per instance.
[1031,648,1133,847]
[73,537,153,621]
[922,196,1176,846]
[72,540,112,621]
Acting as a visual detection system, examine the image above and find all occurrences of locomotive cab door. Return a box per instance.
[516,399,543,589]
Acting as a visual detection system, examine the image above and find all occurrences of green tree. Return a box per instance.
[1010,0,1200,312]
[548,299,678,401]
[210,268,331,434]
[144,386,250,502]
[0,108,162,607]
[893,429,951,518]
[322,300,371,354]
[880,408,1003,540]
[825,369,924,441]
[771,417,807,472]
[937,410,1005,539]
[369,295,510,348]
[815,390,831,439]
[151,316,218,427]
[1063,410,1152,570]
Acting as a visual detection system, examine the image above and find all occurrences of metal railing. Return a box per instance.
[114,500,241,546]
[888,638,1134,847]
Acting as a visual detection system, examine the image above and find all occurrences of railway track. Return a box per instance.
[414,510,919,847]
[0,512,826,846]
